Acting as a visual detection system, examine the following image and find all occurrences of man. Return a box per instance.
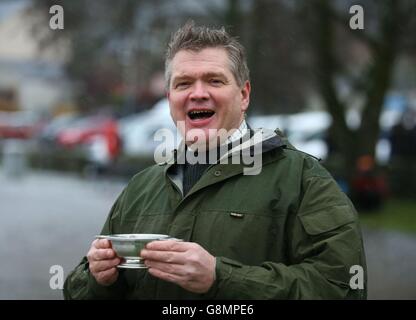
[64,22,367,299]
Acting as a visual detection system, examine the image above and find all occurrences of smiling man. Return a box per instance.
[64,22,367,300]
[167,46,250,147]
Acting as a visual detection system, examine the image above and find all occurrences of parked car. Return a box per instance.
[118,99,177,158]
[248,101,405,164]
[0,111,45,139]
[55,115,121,165]
[38,113,78,145]
[248,111,331,160]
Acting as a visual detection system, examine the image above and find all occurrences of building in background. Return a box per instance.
[0,0,73,114]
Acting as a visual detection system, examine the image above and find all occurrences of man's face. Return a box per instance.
[167,47,250,146]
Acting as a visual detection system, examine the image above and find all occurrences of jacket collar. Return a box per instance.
[164,126,286,166]
[163,126,287,198]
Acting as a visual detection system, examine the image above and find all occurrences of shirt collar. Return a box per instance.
[225,120,248,145]
[185,120,248,152]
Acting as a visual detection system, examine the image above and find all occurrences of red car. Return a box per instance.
[0,111,45,139]
[56,116,121,163]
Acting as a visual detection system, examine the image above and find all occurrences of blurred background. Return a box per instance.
[0,0,415,299]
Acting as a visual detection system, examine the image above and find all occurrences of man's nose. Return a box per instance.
[189,81,209,101]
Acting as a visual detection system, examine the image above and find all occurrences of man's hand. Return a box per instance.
[141,240,216,293]
[87,239,121,286]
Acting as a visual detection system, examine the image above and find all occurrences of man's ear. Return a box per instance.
[241,81,250,112]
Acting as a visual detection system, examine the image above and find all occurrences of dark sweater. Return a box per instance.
[182,141,237,196]
[182,148,212,196]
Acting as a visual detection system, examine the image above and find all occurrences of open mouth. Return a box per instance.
[187,110,215,121]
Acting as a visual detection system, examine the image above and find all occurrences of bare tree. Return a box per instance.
[248,0,309,114]
[299,0,416,179]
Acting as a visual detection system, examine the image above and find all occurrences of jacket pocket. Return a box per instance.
[298,205,355,236]
[192,210,285,266]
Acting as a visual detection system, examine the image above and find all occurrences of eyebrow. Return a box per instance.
[172,72,227,83]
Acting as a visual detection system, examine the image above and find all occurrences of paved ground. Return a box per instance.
[364,228,416,299]
[0,168,415,299]
[0,168,126,299]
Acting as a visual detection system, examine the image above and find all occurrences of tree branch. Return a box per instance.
[331,10,380,52]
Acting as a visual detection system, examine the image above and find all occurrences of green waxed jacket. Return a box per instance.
[64,129,367,300]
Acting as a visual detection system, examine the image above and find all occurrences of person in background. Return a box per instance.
[350,155,388,211]
[389,108,416,197]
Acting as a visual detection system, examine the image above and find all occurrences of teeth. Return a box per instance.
[188,110,215,120]
[190,110,213,115]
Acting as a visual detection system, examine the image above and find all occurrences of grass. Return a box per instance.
[358,199,416,235]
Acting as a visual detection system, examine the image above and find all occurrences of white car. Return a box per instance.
[118,99,177,157]
[248,111,331,160]
[249,106,405,164]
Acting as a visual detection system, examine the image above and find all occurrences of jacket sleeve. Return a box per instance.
[63,191,128,300]
[205,164,367,300]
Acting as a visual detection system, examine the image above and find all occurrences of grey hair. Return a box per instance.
[165,21,250,89]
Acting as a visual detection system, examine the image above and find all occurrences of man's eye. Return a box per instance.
[175,82,190,89]
[210,79,223,85]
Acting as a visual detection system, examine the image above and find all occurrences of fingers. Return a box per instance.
[141,248,185,264]
[87,239,119,271]
[95,248,116,260]
[146,239,187,252]
[88,247,116,262]
[145,260,189,276]
[94,267,119,286]
[94,239,112,249]
[142,241,216,293]
[87,239,121,286]
[141,241,199,266]
[90,257,121,273]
